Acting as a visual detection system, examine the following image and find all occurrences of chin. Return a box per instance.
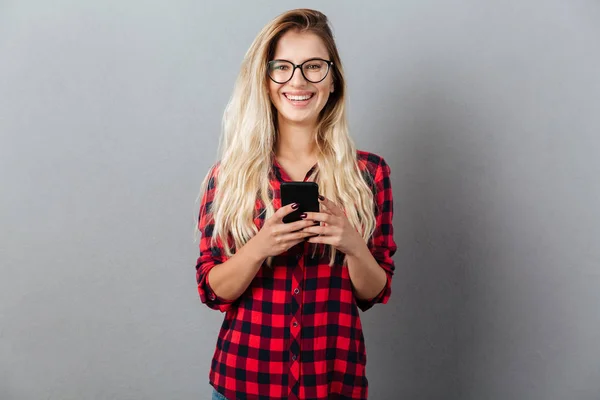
[281,112,318,125]
[278,105,319,123]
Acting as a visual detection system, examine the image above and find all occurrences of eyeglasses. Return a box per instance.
[267,58,334,84]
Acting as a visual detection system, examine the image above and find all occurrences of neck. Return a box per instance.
[275,117,317,161]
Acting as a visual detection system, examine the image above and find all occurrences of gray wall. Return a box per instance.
[1,1,599,399]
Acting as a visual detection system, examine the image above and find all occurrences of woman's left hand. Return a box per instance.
[300,196,366,257]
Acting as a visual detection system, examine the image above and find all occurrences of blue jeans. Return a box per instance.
[212,387,228,400]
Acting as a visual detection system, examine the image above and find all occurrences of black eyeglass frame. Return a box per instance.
[267,58,334,84]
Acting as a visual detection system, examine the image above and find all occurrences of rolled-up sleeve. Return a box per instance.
[356,157,397,312]
[196,166,235,313]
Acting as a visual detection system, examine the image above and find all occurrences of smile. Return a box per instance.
[284,93,315,102]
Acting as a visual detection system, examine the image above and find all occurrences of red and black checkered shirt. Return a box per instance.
[196,150,397,400]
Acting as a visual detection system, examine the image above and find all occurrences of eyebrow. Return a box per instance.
[270,57,330,64]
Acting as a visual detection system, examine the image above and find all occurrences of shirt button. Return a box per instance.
[292,355,297,361]
[209,293,216,301]
[293,321,298,327]
[293,288,300,295]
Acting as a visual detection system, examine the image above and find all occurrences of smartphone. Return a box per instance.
[281,182,320,223]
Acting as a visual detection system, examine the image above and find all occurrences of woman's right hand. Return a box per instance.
[250,203,317,259]
[203,203,317,303]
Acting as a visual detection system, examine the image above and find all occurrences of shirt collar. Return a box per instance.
[272,157,318,182]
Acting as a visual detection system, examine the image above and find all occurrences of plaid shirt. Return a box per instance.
[196,150,396,400]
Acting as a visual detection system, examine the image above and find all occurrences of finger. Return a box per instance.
[302,211,334,224]
[318,196,344,217]
[306,235,330,244]
[279,230,315,244]
[279,219,316,233]
[317,203,334,215]
[300,225,329,236]
[273,202,299,221]
[320,202,345,217]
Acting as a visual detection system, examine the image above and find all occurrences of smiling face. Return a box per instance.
[268,29,335,129]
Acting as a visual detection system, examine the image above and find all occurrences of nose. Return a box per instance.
[289,65,308,87]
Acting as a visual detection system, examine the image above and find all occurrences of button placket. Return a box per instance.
[288,242,303,390]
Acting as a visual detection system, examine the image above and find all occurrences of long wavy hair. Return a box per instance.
[195,9,376,266]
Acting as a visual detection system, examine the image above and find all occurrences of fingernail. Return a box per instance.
[318,195,325,201]
[291,203,299,209]
[300,213,307,219]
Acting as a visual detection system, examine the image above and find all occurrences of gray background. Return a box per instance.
[1,1,599,399]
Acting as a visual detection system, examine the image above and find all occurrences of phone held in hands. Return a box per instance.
[280,182,320,223]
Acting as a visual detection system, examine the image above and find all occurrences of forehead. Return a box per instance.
[272,30,329,62]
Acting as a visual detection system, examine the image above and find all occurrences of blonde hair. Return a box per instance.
[195,9,376,266]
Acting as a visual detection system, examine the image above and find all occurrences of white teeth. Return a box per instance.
[285,94,313,101]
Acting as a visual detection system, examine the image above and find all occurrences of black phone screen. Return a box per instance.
[280,182,320,223]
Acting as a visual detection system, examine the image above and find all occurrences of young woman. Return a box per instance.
[195,9,397,400]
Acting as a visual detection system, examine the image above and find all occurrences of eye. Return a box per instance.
[270,62,290,71]
[305,63,322,70]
